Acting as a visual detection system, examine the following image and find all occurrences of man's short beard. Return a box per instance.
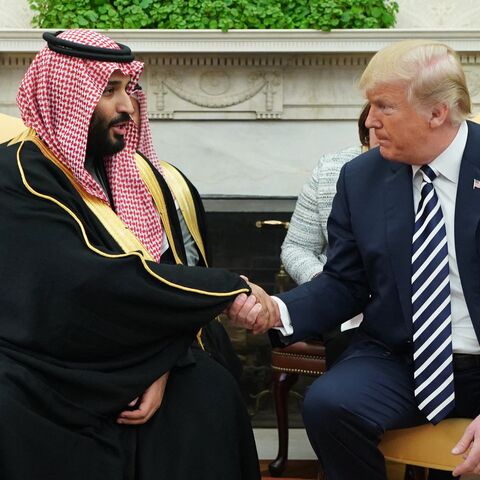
[86,111,130,158]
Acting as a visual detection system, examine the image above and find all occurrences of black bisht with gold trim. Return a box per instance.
[0,130,260,480]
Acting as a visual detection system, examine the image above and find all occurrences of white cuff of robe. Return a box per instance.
[271,296,294,336]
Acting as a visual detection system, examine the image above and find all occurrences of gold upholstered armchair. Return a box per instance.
[0,113,26,143]
[380,418,471,479]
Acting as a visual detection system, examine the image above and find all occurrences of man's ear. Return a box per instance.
[429,103,449,128]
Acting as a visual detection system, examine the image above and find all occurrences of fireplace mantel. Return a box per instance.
[2,29,480,196]
[2,29,480,53]
[2,29,480,122]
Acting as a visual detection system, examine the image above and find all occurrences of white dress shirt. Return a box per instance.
[412,121,479,354]
[275,121,480,354]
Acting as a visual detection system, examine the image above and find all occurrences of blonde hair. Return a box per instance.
[359,40,471,125]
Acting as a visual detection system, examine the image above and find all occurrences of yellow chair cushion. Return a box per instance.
[0,113,26,144]
[379,418,471,471]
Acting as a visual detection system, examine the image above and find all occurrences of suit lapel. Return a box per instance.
[385,161,415,332]
[455,122,480,337]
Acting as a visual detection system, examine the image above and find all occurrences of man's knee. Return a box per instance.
[303,377,347,433]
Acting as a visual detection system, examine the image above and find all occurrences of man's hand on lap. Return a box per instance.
[117,372,169,425]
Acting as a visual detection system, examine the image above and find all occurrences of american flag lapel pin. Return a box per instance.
[474,179,480,189]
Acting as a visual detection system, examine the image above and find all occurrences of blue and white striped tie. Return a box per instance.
[412,165,454,424]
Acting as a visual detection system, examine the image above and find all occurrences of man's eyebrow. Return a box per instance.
[106,80,132,88]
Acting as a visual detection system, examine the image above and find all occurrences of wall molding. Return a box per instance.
[2,29,480,53]
[2,30,480,120]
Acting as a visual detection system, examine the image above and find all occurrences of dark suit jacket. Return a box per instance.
[279,121,480,354]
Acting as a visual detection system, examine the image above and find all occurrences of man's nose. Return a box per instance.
[118,93,134,115]
[365,109,380,129]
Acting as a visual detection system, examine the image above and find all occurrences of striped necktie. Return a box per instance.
[411,165,455,424]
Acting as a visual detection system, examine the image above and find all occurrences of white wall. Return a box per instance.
[151,120,357,196]
[0,0,32,28]
[395,0,480,28]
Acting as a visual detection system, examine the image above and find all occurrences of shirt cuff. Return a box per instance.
[271,296,294,336]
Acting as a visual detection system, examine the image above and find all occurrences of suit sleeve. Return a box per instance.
[277,163,370,343]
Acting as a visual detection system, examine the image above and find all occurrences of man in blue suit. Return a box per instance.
[229,40,480,479]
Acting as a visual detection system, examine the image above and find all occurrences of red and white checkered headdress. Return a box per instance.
[132,88,163,173]
[17,30,164,262]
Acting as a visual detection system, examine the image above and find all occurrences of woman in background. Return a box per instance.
[281,104,377,366]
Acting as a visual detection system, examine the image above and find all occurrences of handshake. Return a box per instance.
[225,277,282,335]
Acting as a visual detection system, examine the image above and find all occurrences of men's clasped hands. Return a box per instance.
[226,277,281,335]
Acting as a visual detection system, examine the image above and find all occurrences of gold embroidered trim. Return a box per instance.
[134,155,207,348]
[11,129,154,260]
[159,160,208,266]
[14,134,249,298]
[8,128,31,147]
[134,154,182,264]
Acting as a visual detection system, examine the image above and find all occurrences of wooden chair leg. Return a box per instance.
[404,465,428,480]
[268,370,299,477]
